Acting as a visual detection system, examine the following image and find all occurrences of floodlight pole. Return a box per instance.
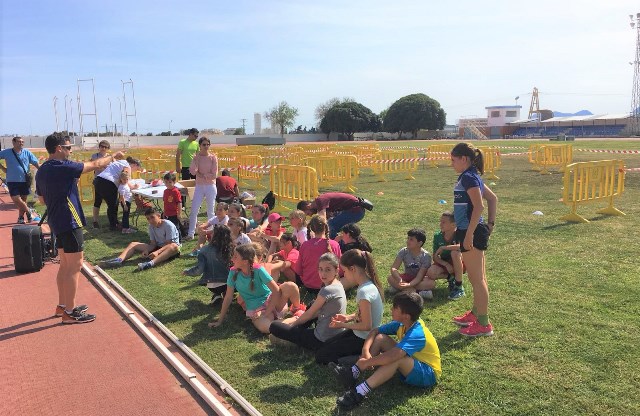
[630,12,640,136]
[53,96,59,131]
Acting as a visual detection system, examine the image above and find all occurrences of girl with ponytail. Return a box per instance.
[292,214,342,295]
[315,249,384,364]
[209,243,306,334]
[449,143,498,337]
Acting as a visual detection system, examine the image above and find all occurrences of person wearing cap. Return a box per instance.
[0,136,40,224]
[297,192,366,239]
[175,128,200,180]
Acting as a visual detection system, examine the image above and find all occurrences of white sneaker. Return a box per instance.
[419,290,433,300]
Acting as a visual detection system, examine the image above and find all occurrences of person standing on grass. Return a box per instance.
[93,155,142,231]
[450,143,497,337]
[186,137,218,240]
[89,139,111,227]
[36,132,125,324]
[175,128,199,180]
[0,136,40,224]
[162,172,184,237]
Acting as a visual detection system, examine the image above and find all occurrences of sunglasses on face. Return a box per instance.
[99,145,110,149]
[200,143,210,147]
[60,145,72,150]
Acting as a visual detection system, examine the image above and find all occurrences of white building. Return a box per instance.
[485,105,522,127]
[253,113,261,135]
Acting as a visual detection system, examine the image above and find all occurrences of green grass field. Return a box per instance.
[81,139,640,415]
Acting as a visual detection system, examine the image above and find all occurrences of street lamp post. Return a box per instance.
[108,98,114,137]
[169,120,173,135]
[629,12,640,136]
[53,96,59,131]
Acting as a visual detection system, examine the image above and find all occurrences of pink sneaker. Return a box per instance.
[459,321,494,337]
[291,303,307,317]
[452,310,477,327]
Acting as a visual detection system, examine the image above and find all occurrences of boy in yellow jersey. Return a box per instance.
[331,292,441,410]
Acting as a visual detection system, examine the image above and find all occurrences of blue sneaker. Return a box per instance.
[448,285,465,300]
[447,275,455,292]
[138,261,153,271]
[102,257,123,268]
[187,249,200,258]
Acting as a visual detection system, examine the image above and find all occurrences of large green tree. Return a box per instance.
[383,93,446,138]
[264,101,299,136]
[320,101,381,141]
[314,97,355,125]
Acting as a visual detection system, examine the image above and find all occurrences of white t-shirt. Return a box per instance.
[353,281,383,340]
[234,233,251,246]
[294,227,308,244]
[118,183,132,203]
[207,215,229,228]
[97,160,130,184]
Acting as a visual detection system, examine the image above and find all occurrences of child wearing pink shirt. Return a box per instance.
[293,215,342,294]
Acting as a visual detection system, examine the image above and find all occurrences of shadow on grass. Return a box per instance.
[543,214,610,230]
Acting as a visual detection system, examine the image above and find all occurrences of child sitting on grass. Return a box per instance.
[387,228,434,300]
[183,224,234,301]
[331,292,441,410]
[208,243,306,334]
[335,223,372,253]
[189,202,229,257]
[266,233,300,282]
[425,211,465,300]
[288,209,308,244]
[269,253,346,352]
[102,207,181,271]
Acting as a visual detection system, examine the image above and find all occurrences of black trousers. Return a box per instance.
[93,177,119,228]
[314,329,365,365]
[269,319,323,351]
[121,201,131,229]
[181,167,195,181]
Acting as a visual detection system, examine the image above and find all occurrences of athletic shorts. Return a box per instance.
[400,359,437,388]
[455,223,490,253]
[7,182,30,197]
[56,228,84,253]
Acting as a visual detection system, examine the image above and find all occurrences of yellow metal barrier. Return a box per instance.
[371,149,418,182]
[559,159,626,223]
[529,144,573,174]
[269,165,319,212]
[78,172,95,204]
[237,154,266,190]
[426,144,455,168]
[302,155,359,192]
[477,146,501,180]
[138,159,174,181]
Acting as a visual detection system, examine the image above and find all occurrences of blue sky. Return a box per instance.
[1,0,638,135]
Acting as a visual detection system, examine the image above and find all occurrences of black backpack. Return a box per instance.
[262,191,276,211]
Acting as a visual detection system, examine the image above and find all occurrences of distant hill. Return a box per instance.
[553,110,593,117]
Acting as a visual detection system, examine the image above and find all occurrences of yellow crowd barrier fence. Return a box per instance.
[529,144,573,174]
[237,154,266,190]
[77,172,95,204]
[426,144,455,168]
[371,149,418,182]
[302,155,359,192]
[559,159,626,223]
[269,165,319,212]
[477,146,501,180]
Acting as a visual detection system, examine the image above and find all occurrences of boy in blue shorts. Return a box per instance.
[331,292,441,410]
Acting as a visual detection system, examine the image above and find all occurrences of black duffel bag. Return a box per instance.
[357,197,374,211]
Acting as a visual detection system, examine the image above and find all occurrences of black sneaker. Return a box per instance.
[336,388,365,410]
[26,212,33,223]
[93,222,100,229]
[62,310,96,324]
[17,217,25,224]
[329,362,358,388]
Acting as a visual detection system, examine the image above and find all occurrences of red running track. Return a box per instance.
[0,190,229,415]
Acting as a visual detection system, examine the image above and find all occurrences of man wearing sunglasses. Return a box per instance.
[0,136,40,224]
[175,127,199,180]
[36,133,124,324]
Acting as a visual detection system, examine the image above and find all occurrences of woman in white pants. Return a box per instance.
[187,137,218,239]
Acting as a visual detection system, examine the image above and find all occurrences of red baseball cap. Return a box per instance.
[268,213,285,223]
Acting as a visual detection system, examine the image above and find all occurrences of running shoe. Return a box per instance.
[459,321,494,337]
[62,309,96,324]
[17,217,25,224]
[448,286,465,301]
[452,310,477,327]
[102,257,123,268]
[138,261,153,271]
[329,362,358,389]
[187,249,200,257]
[336,388,365,410]
[55,304,88,317]
[419,290,433,300]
